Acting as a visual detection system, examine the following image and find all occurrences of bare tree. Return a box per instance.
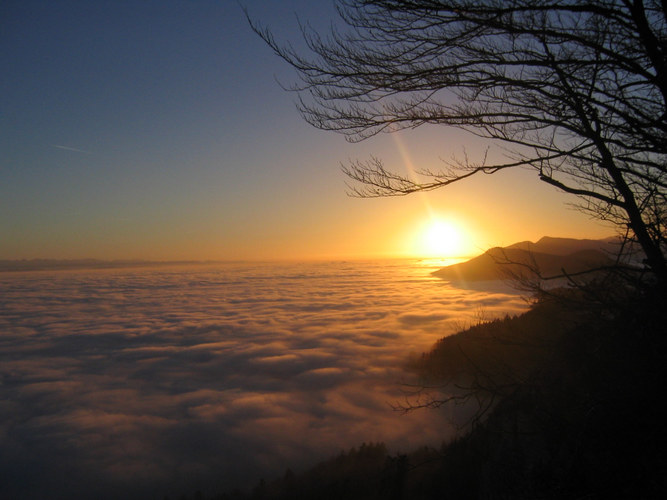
[250,0,667,284]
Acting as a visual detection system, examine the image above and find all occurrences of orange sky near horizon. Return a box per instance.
[0,1,615,263]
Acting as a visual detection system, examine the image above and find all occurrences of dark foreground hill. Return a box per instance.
[432,236,620,282]
[176,281,667,500]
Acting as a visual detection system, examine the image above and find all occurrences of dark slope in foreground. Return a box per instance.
[189,285,667,500]
[433,236,617,282]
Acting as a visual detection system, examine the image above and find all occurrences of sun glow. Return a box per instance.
[419,219,466,258]
[387,132,475,261]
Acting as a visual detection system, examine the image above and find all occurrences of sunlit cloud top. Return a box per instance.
[0,260,526,498]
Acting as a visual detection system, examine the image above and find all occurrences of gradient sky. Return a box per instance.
[1,0,614,261]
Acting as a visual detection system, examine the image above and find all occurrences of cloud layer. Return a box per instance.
[0,260,526,499]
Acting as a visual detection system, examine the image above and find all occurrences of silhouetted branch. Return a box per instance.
[252,0,667,284]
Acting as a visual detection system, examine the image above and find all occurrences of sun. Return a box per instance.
[420,219,464,257]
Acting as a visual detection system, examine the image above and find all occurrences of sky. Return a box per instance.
[0,0,615,261]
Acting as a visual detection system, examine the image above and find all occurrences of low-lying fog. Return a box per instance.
[0,260,526,499]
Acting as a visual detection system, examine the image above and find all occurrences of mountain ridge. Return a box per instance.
[506,235,620,255]
[433,236,619,282]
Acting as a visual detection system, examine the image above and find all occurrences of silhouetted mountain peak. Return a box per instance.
[507,236,620,256]
[433,236,617,282]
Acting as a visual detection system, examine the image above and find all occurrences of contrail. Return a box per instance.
[53,144,91,154]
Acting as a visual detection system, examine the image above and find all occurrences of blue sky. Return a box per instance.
[0,0,612,260]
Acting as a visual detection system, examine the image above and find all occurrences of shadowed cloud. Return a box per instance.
[0,260,525,499]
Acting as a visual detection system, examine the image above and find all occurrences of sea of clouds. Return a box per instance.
[0,260,526,499]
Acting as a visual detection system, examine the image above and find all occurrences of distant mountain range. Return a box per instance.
[433,236,624,282]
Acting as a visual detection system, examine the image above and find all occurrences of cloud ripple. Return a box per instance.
[0,260,526,499]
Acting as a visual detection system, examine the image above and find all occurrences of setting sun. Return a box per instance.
[420,219,465,257]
